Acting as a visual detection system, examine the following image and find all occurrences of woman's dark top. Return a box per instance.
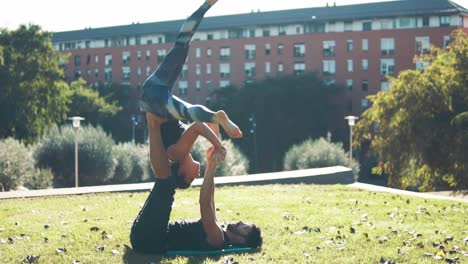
[166,219,229,250]
[161,120,185,150]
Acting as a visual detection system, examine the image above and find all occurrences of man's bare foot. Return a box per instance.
[206,0,218,6]
[214,111,243,138]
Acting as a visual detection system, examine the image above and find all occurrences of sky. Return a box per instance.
[1,0,467,32]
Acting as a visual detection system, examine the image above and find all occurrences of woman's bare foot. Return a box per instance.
[206,0,218,6]
[214,111,243,138]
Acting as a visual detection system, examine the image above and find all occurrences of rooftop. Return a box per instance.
[52,0,467,42]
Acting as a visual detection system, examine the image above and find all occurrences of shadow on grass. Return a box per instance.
[122,244,222,264]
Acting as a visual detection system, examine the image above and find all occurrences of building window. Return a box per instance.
[179,81,188,96]
[323,60,336,75]
[220,63,230,78]
[265,62,271,73]
[196,80,201,91]
[135,36,141,45]
[137,51,142,60]
[245,45,256,60]
[344,22,353,31]
[207,34,214,40]
[74,55,81,66]
[207,48,212,57]
[206,64,212,74]
[74,70,81,79]
[85,41,91,49]
[277,44,284,55]
[293,43,306,57]
[195,64,201,75]
[157,49,167,62]
[137,67,142,76]
[415,36,430,54]
[361,98,369,109]
[95,69,99,78]
[381,81,391,92]
[440,16,451,26]
[249,29,256,38]
[380,20,393,30]
[322,41,336,56]
[362,59,368,72]
[399,17,416,28]
[146,50,151,60]
[244,62,256,78]
[279,25,286,35]
[220,80,230,88]
[220,47,231,60]
[347,59,354,72]
[324,79,335,86]
[262,29,270,37]
[362,80,369,91]
[195,48,201,58]
[181,65,188,79]
[422,16,430,27]
[122,67,131,81]
[380,59,395,76]
[104,54,112,66]
[415,58,430,71]
[362,39,369,51]
[362,21,372,31]
[95,55,99,64]
[146,66,151,76]
[346,40,354,52]
[206,80,213,91]
[122,51,131,66]
[265,44,271,56]
[294,62,306,76]
[346,79,353,91]
[443,35,451,48]
[277,63,284,73]
[229,29,242,39]
[104,68,112,82]
[381,38,395,55]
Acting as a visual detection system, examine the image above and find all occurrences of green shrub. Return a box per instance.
[112,143,151,184]
[283,137,360,179]
[34,125,115,187]
[0,138,35,191]
[191,137,249,176]
[25,168,54,190]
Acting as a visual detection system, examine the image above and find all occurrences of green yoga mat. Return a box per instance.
[166,247,253,256]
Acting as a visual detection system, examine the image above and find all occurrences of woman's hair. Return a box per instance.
[244,224,263,248]
[171,162,191,189]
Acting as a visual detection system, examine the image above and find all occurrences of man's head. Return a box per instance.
[172,154,200,189]
[225,221,263,248]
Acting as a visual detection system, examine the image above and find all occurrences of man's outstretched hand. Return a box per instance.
[206,146,224,169]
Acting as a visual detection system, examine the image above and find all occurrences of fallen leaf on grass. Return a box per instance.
[56,248,67,254]
[444,237,454,243]
[315,246,321,252]
[397,248,406,255]
[8,237,14,244]
[43,238,48,243]
[72,260,80,264]
[0,227,4,232]
[43,225,50,229]
[403,241,411,247]
[445,257,459,263]
[0,238,6,244]
[111,249,120,255]
[433,255,443,260]
[90,227,100,232]
[223,256,238,264]
[379,236,388,243]
[424,252,433,257]
[101,231,112,239]
[22,255,40,263]
[350,226,356,234]
[97,245,106,252]
[379,257,395,264]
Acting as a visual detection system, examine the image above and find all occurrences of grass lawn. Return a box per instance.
[0,184,467,263]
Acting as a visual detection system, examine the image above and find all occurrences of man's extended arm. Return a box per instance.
[199,147,224,248]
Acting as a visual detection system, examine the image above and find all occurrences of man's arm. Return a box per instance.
[199,147,224,248]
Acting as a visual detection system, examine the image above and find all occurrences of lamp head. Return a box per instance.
[68,116,85,128]
[345,116,358,126]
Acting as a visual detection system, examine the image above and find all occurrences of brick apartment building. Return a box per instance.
[51,0,468,120]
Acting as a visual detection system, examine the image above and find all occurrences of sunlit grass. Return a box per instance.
[0,184,467,263]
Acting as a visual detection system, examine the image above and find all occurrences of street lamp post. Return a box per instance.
[345,116,358,166]
[249,114,258,172]
[68,116,85,188]
[131,115,138,144]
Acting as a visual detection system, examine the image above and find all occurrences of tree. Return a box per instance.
[0,45,4,65]
[67,79,121,127]
[354,30,468,192]
[0,25,70,142]
[210,72,345,173]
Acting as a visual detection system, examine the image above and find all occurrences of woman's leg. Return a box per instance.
[167,95,243,138]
